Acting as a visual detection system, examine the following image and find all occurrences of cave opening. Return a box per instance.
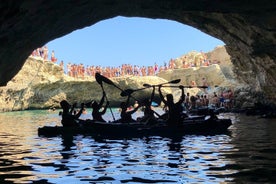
[45,16,226,70]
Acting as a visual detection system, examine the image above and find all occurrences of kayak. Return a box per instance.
[38,116,232,138]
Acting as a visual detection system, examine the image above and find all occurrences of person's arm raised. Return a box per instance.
[158,85,166,104]
[75,103,84,119]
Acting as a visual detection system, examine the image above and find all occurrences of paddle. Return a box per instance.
[161,85,208,88]
[95,72,115,121]
[143,79,181,88]
[95,72,126,92]
[96,73,161,117]
[121,79,181,97]
[121,88,162,117]
[120,87,148,97]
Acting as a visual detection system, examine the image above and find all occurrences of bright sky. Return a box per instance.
[46,16,224,67]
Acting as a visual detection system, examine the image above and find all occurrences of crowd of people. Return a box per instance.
[64,56,219,79]
[184,89,234,111]
[31,46,58,63]
[31,46,221,79]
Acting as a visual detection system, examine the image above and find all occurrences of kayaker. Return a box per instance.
[119,95,140,123]
[91,91,109,122]
[60,100,85,127]
[138,98,156,124]
[138,86,157,123]
[158,85,185,125]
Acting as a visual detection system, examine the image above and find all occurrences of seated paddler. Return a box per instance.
[91,91,109,122]
[60,100,85,127]
[119,95,140,123]
[158,85,185,125]
[137,86,157,123]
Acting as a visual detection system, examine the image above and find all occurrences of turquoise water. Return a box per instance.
[0,109,276,183]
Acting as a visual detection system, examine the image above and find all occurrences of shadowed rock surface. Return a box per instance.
[0,0,275,104]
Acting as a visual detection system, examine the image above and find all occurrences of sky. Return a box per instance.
[46,16,224,67]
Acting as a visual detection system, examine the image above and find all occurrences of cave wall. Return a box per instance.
[0,0,275,101]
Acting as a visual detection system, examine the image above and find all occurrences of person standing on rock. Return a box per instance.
[51,50,57,62]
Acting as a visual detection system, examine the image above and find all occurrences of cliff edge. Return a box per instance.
[0,46,267,112]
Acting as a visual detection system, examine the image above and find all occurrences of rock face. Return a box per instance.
[0,1,275,106]
[0,45,238,111]
[0,46,271,112]
[0,57,172,111]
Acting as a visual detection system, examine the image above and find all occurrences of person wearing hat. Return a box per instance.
[60,100,85,127]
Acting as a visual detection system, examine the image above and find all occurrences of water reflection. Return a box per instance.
[221,115,276,183]
[0,111,275,183]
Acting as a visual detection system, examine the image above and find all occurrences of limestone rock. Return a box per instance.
[0,46,272,112]
[0,57,171,111]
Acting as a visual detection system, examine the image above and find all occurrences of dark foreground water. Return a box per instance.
[0,109,276,184]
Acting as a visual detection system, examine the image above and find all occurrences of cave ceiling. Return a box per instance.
[0,0,275,95]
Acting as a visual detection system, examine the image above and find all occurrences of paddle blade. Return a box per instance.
[95,72,103,85]
[169,79,181,84]
[143,83,152,88]
[120,89,134,97]
[95,72,114,85]
[199,86,208,89]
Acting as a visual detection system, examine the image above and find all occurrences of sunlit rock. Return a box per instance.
[0,57,172,111]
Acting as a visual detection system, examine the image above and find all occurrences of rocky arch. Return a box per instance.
[0,1,275,101]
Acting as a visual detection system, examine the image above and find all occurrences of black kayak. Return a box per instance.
[38,116,232,138]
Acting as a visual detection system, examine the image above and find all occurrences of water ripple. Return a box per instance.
[0,111,276,183]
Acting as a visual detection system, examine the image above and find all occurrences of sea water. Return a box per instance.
[0,109,276,183]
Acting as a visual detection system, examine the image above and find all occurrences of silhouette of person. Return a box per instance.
[138,87,157,123]
[120,95,140,123]
[60,100,84,127]
[91,91,109,122]
[158,85,185,125]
